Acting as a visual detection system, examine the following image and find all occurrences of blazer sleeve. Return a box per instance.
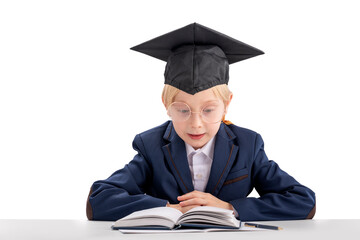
[86,134,168,220]
[229,134,316,221]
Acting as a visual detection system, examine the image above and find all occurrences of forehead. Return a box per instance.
[173,88,220,106]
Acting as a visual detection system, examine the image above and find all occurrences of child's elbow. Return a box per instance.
[86,187,94,220]
[305,190,316,219]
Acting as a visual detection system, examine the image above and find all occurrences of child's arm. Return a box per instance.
[86,134,168,221]
[229,134,316,220]
[168,133,315,221]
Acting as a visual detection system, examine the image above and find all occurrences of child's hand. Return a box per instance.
[177,191,233,211]
[166,202,200,214]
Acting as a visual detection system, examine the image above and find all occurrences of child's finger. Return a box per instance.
[179,205,201,213]
[179,198,207,207]
[178,191,205,201]
[177,192,195,201]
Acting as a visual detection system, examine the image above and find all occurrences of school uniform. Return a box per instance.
[86,121,316,221]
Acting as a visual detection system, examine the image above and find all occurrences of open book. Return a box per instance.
[112,206,240,230]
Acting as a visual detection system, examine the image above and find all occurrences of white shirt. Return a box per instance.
[185,136,216,192]
[184,137,239,217]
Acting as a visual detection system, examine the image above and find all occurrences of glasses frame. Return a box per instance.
[167,100,225,124]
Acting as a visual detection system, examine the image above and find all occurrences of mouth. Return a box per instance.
[187,133,205,140]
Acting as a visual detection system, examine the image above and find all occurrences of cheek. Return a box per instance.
[172,121,187,135]
[205,123,221,136]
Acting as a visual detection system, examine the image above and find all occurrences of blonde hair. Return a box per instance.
[162,84,232,107]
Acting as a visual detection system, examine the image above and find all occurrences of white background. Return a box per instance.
[1,0,359,219]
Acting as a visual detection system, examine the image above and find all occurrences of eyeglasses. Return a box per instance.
[167,101,225,124]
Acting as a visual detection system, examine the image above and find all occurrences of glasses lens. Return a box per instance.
[201,101,224,123]
[168,102,191,122]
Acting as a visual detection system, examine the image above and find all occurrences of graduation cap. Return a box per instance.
[131,23,264,95]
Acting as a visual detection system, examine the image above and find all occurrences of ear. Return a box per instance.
[224,93,233,114]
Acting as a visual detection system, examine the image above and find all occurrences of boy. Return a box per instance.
[86,23,316,221]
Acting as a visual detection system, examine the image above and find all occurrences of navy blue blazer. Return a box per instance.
[87,121,316,221]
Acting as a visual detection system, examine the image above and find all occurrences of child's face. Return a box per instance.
[168,88,230,150]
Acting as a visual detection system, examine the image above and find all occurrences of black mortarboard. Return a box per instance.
[131,23,264,95]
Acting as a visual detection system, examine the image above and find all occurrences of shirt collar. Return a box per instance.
[185,136,216,160]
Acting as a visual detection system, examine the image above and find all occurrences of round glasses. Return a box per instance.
[167,101,224,124]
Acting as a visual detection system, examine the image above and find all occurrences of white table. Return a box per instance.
[1,219,359,240]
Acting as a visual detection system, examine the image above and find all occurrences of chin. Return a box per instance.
[187,138,207,149]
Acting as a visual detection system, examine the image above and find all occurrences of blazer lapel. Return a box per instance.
[162,122,194,195]
[205,123,239,196]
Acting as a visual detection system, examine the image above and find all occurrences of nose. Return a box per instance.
[189,112,203,129]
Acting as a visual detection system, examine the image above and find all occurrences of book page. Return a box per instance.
[185,206,233,214]
[177,206,240,227]
[114,207,183,228]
